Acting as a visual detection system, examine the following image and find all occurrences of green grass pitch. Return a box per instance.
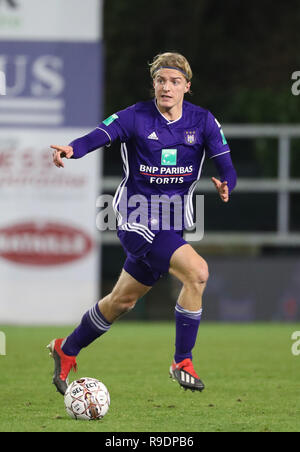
[0,322,300,432]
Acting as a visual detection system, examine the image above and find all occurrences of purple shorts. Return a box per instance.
[117,228,187,286]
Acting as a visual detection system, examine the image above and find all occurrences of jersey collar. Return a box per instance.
[154,98,183,125]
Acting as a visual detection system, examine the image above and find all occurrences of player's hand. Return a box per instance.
[211,177,229,203]
[50,145,74,168]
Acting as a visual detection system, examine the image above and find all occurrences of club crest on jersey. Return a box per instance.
[184,130,196,145]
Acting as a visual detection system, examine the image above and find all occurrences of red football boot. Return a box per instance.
[47,338,77,396]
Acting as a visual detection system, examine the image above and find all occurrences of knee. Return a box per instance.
[170,248,209,288]
[185,259,209,287]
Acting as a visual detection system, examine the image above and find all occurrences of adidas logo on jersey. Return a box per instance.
[147,132,158,140]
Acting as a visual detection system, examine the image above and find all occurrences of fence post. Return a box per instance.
[0,70,6,96]
[0,332,6,356]
[277,135,290,235]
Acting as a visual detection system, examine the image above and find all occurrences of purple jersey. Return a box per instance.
[98,99,231,236]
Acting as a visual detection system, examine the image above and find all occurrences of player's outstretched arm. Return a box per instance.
[50,145,74,168]
[50,128,111,168]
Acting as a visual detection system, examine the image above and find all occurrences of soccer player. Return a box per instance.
[48,52,237,394]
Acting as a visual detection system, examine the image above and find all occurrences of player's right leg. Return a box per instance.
[168,243,209,392]
[48,269,152,395]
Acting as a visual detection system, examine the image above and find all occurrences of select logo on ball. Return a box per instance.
[0,221,93,266]
[64,377,110,420]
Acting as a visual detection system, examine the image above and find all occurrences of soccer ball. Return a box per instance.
[64,377,110,420]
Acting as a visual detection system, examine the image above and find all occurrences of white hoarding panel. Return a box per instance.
[0,0,102,41]
[0,1,102,325]
[0,129,99,324]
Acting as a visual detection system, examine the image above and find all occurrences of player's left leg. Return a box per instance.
[48,269,152,395]
[168,244,209,391]
[61,269,152,357]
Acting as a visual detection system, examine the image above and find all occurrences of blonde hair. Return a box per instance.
[149,52,193,82]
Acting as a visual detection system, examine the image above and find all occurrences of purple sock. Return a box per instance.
[174,303,202,363]
[62,303,111,356]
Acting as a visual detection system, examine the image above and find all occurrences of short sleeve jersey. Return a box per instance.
[99,99,230,233]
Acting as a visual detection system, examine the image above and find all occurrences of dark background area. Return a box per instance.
[103,0,299,122]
